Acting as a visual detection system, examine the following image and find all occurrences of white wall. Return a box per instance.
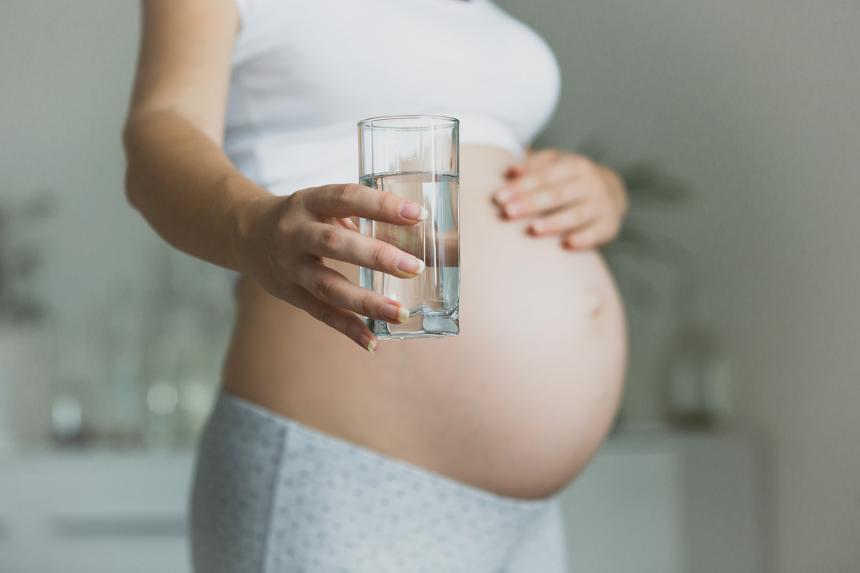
[496,0,860,571]
[0,1,232,439]
[1,0,151,327]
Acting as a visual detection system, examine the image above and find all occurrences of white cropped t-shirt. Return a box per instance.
[225,0,561,196]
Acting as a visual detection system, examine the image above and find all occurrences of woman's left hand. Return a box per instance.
[492,149,629,250]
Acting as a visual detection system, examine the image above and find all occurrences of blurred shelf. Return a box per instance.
[0,427,768,573]
[0,423,762,460]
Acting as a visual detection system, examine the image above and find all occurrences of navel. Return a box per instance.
[585,289,606,318]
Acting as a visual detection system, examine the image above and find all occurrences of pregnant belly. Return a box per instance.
[223,145,627,499]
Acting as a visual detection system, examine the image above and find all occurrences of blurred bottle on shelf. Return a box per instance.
[661,289,734,430]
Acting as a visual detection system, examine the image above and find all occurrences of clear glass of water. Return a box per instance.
[357,115,460,339]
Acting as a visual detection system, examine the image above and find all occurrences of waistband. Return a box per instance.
[211,390,555,511]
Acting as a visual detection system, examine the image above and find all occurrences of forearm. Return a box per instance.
[122,109,271,272]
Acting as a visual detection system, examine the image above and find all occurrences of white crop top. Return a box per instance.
[225,0,561,196]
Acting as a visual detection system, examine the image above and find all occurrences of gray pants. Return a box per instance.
[190,392,568,573]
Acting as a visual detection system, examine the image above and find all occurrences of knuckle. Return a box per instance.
[358,293,374,317]
[370,242,391,268]
[331,185,350,204]
[289,189,307,204]
[318,227,341,252]
[275,211,294,240]
[313,274,336,299]
[286,189,309,213]
[291,221,314,253]
[343,183,362,193]
[376,191,394,215]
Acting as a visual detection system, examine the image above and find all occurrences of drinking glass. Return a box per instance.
[357,115,460,339]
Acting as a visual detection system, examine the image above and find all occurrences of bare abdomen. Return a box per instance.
[222,145,627,499]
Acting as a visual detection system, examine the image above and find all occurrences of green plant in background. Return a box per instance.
[0,191,54,324]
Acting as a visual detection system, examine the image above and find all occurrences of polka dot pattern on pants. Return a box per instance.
[190,393,568,573]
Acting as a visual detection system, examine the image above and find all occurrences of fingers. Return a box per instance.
[528,201,596,236]
[494,153,592,203]
[295,260,411,325]
[523,149,564,171]
[300,221,425,278]
[287,283,378,352]
[562,220,621,250]
[504,149,556,179]
[502,180,588,219]
[505,150,562,184]
[336,216,360,232]
[302,183,427,225]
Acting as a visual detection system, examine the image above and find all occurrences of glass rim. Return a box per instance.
[358,114,459,131]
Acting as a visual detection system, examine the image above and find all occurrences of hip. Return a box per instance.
[191,392,567,572]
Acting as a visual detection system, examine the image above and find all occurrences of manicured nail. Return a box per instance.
[399,201,428,221]
[365,337,377,353]
[382,303,409,323]
[530,220,544,234]
[504,203,521,217]
[567,235,585,249]
[397,255,425,275]
[494,187,515,204]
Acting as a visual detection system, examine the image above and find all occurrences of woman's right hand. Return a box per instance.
[234,183,428,352]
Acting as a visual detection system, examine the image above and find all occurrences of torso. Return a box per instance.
[223,145,627,499]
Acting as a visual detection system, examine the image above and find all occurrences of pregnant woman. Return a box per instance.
[123,0,628,571]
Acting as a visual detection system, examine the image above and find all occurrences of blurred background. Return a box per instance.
[1,1,858,572]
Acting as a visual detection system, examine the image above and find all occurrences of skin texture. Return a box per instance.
[125,0,628,499]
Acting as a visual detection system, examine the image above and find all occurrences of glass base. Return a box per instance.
[367,308,459,340]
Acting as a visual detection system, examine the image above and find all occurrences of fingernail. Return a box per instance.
[494,187,515,203]
[382,303,409,323]
[397,255,425,275]
[530,220,544,233]
[504,203,521,217]
[364,337,376,353]
[567,234,586,248]
[399,201,428,221]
